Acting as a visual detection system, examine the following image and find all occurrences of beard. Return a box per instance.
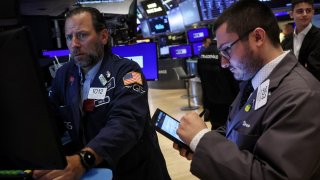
[233,44,263,81]
[71,41,104,69]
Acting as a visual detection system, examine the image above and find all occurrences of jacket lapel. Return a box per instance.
[298,26,318,62]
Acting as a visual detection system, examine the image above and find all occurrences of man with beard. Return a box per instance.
[33,7,170,180]
[281,0,320,81]
[173,1,320,179]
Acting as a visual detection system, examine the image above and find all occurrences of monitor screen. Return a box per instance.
[192,42,203,56]
[160,46,170,56]
[199,0,237,21]
[169,45,192,59]
[167,7,185,33]
[112,42,158,80]
[159,45,177,56]
[179,0,201,26]
[148,15,170,35]
[0,27,67,169]
[187,27,209,43]
[42,49,70,58]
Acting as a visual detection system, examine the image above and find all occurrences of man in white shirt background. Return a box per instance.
[282,0,320,80]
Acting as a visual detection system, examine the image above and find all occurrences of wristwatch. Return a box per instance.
[78,150,96,170]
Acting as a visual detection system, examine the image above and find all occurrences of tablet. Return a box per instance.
[151,108,191,151]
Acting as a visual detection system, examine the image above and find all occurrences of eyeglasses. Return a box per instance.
[219,28,255,59]
[294,8,313,15]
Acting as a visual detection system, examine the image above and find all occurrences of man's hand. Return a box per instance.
[177,111,208,145]
[173,143,193,160]
[33,155,86,180]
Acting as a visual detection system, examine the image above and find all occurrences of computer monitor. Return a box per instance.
[179,0,201,26]
[42,49,70,58]
[112,42,158,80]
[0,27,67,170]
[187,27,209,43]
[167,7,185,33]
[169,45,192,59]
[159,45,176,57]
[148,15,170,35]
[199,0,237,21]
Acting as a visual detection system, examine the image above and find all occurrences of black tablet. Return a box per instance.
[151,108,191,151]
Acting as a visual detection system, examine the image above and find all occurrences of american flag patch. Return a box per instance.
[123,72,142,85]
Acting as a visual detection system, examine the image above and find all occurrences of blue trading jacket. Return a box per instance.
[49,50,170,180]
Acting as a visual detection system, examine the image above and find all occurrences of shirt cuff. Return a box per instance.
[189,128,210,152]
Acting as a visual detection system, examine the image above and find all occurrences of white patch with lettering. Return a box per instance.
[255,79,270,110]
[88,87,107,100]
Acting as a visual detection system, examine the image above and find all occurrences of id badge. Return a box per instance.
[88,87,107,100]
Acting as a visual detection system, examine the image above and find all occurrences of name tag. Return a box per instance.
[255,79,269,110]
[88,87,107,100]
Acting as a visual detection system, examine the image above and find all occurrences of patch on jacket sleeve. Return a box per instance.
[123,71,143,85]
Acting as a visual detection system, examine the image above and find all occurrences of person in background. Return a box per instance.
[174,1,320,179]
[280,22,294,42]
[197,39,239,129]
[33,7,170,180]
[281,0,320,80]
[199,37,212,55]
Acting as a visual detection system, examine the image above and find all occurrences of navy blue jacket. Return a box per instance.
[49,50,170,180]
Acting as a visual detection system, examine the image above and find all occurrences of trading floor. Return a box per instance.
[148,88,210,180]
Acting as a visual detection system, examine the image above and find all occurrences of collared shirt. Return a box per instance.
[189,51,290,152]
[251,51,290,90]
[78,60,103,102]
[293,23,312,58]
